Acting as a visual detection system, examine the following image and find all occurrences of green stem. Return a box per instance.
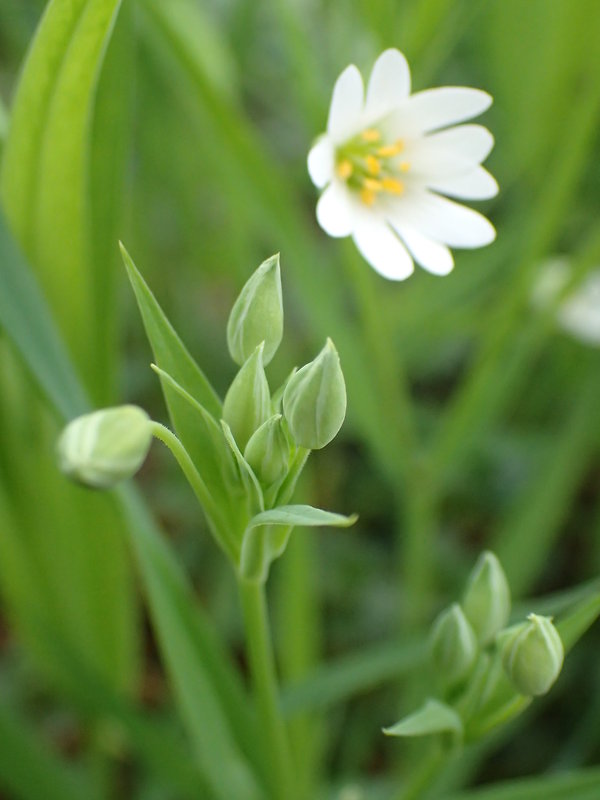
[394,745,450,800]
[238,579,295,800]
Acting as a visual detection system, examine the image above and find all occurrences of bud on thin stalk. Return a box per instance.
[223,343,271,450]
[463,551,511,645]
[57,405,152,489]
[282,338,346,450]
[501,613,564,697]
[244,414,289,487]
[227,254,283,366]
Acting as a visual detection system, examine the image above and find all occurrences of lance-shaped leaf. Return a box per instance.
[239,505,357,583]
[221,421,264,519]
[383,698,463,739]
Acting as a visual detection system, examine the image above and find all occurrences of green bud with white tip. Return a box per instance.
[500,613,564,696]
[227,254,283,366]
[463,551,511,645]
[223,342,271,450]
[283,338,346,450]
[244,414,289,486]
[430,603,478,688]
[57,405,152,489]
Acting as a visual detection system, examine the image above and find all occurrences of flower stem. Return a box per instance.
[394,745,450,800]
[238,578,295,800]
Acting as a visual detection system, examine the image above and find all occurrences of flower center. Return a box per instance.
[335,128,410,206]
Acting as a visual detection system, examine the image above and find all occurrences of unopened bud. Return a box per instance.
[223,343,271,450]
[227,254,283,366]
[501,613,564,696]
[430,603,478,688]
[463,551,511,645]
[244,414,289,486]
[57,406,151,489]
[282,338,346,449]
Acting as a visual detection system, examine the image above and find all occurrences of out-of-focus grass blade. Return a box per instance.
[281,637,425,716]
[0,700,98,800]
[557,590,600,653]
[446,767,600,800]
[0,0,123,396]
[0,210,87,419]
[493,366,600,596]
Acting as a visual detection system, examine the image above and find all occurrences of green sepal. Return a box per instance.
[239,505,357,583]
[383,699,463,740]
[220,421,264,520]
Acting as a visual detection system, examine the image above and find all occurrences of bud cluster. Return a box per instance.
[404,550,567,745]
[57,249,353,583]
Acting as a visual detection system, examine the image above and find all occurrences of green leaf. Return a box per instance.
[383,698,463,739]
[121,243,221,416]
[0,209,87,420]
[220,420,264,517]
[247,505,358,530]
[446,766,600,800]
[0,0,124,395]
[239,504,357,583]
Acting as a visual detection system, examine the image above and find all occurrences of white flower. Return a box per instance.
[308,49,498,280]
[532,258,600,346]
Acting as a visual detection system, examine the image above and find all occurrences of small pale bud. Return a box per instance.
[282,338,346,449]
[430,603,478,688]
[244,414,289,486]
[223,343,271,450]
[501,614,564,696]
[57,405,151,489]
[463,551,511,645]
[227,254,283,366]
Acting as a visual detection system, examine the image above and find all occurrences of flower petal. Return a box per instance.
[422,124,494,163]
[316,182,354,237]
[391,190,496,248]
[401,88,492,134]
[393,225,454,275]
[352,217,414,280]
[365,49,411,123]
[308,136,334,189]
[327,65,364,143]
[427,167,498,200]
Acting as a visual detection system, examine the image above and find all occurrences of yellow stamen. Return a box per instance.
[365,155,381,176]
[399,161,410,172]
[382,177,404,195]
[361,128,381,143]
[360,188,376,206]
[336,159,353,179]
[376,139,404,157]
[363,177,383,192]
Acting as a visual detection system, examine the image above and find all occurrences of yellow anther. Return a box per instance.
[377,139,404,157]
[365,155,381,176]
[382,177,404,195]
[361,128,381,143]
[360,188,376,206]
[399,161,410,172]
[363,177,383,192]
[336,159,353,179]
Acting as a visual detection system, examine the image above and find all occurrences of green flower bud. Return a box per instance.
[501,613,564,696]
[223,343,271,450]
[282,338,346,450]
[463,551,511,645]
[244,414,289,486]
[227,254,283,367]
[430,603,478,688]
[57,405,151,489]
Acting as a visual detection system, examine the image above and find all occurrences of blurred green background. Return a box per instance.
[0,0,599,798]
